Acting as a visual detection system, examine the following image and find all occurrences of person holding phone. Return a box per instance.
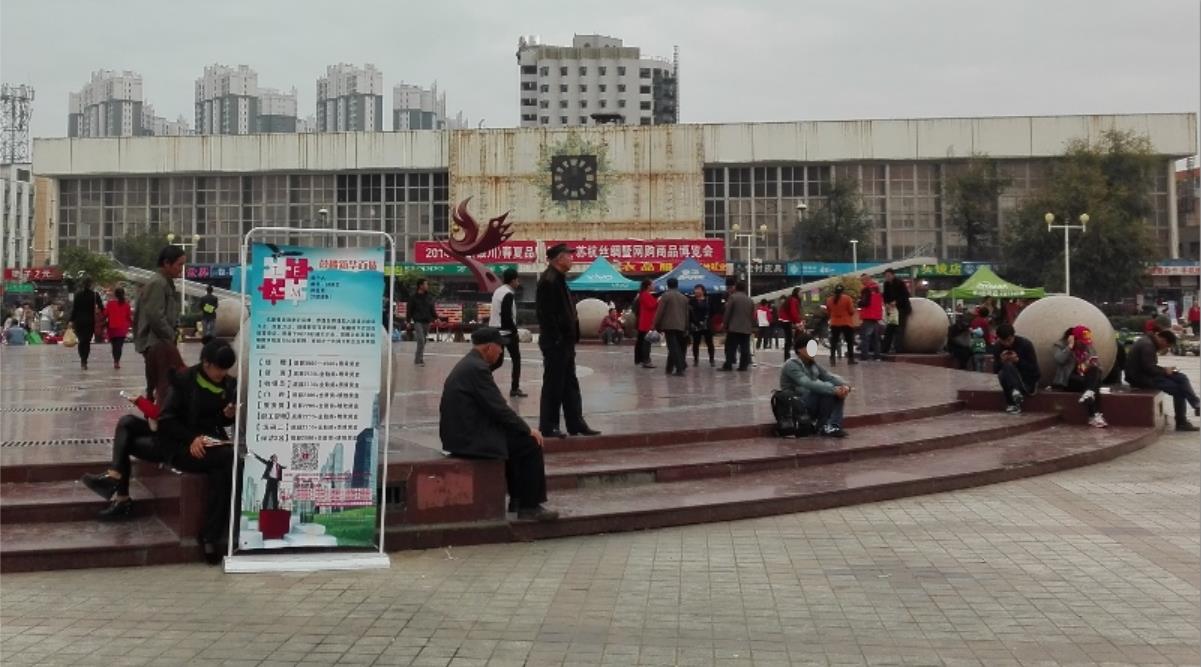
[156,340,239,564]
[1051,326,1107,428]
[1127,329,1200,432]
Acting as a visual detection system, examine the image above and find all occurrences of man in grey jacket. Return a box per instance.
[652,278,690,376]
[1126,329,1200,431]
[719,280,755,371]
[779,334,853,437]
[133,245,185,405]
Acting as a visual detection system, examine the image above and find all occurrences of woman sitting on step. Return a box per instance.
[1051,326,1107,429]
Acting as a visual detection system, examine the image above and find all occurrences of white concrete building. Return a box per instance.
[194,64,259,135]
[516,34,678,128]
[392,82,464,130]
[1,164,34,271]
[317,64,383,132]
[67,70,145,137]
[258,87,299,133]
[141,105,192,136]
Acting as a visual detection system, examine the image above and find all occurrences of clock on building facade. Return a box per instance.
[550,155,598,201]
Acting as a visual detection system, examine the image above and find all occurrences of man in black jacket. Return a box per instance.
[881,268,912,353]
[407,279,436,365]
[440,327,556,520]
[1127,330,1200,431]
[251,452,286,510]
[535,244,600,438]
[157,340,238,563]
[992,324,1040,414]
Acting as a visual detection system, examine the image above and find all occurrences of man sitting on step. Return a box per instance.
[1126,329,1201,432]
[439,326,558,521]
[779,334,852,438]
[993,324,1040,415]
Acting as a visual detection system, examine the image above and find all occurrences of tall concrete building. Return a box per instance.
[67,70,145,137]
[194,64,259,135]
[317,63,383,132]
[515,34,678,128]
[1,164,34,271]
[392,82,465,130]
[258,87,299,133]
[141,105,191,136]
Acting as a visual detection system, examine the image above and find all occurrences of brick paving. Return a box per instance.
[1,350,1197,666]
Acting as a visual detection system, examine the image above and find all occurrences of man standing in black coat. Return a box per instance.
[440,327,556,520]
[881,268,912,353]
[535,244,601,439]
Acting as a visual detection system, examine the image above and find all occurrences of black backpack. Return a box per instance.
[771,389,815,437]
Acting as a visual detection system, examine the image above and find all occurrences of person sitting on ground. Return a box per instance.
[1052,326,1108,428]
[439,326,557,521]
[3,318,27,345]
[779,334,852,438]
[598,308,624,345]
[993,323,1040,415]
[1126,329,1200,432]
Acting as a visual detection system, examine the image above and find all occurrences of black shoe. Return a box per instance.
[672,371,686,377]
[510,388,528,398]
[822,427,848,438]
[641,362,656,369]
[544,428,568,439]
[200,539,222,565]
[717,365,733,372]
[516,505,559,521]
[81,473,120,501]
[709,359,715,367]
[848,359,858,365]
[1177,421,1200,432]
[507,499,519,513]
[568,427,602,436]
[98,498,133,520]
[737,367,749,372]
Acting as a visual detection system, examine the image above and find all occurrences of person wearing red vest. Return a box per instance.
[634,280,659,369]
[778,288,803,361]
[857,277,884,360]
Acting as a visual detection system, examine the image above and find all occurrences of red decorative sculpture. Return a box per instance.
[440,197,512,293]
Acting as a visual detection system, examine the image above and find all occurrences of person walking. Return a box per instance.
[407,278,436,365]
[535,244,600,438]
[133,246,186,405]
[719,281,755,372]
[881,268,912,353]
[198,285,219,343]
[653,278,690,376]
[70,277,102,370]
[634,280,658,369]
[857,277,884,360]
[488,268,527,397]
[689,285,715,367]
[825,284,857,365]
[105,287,133,369]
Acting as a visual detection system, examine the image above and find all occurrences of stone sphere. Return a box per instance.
[213,297,242,337]
[901,297,949,354]
[1013,296,1116,386]
[575,298,610,340]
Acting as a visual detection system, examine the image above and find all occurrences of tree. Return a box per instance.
[58,245,121,287]
[945,156,1010,260]
[1001,129,1158,302]
[112,230,166,270]
[786,178,874,262]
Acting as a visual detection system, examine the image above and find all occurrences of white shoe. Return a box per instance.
[1011,389,1024,406]
[1005,404,1021,415]
[1089,414,1108,428]
[1079,389,1095,404]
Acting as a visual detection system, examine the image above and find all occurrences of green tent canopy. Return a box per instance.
[948,267,1045,300]
[568,256,642,291]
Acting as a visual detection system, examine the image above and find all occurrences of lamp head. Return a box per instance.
[796,202,808,211]
[192,234,200,244]
[1044,212,1055,226]
[1078,213,1089,225]
[758,224,768,234]
[731,223,741,232]
[166,232,175,243]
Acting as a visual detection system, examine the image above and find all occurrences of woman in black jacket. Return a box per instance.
[69,277,101,369]
[689,285,715,366]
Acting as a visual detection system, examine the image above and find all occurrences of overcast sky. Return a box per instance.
[2,0,1198,139]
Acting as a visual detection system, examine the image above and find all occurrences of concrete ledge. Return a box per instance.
[957,388,1160,427]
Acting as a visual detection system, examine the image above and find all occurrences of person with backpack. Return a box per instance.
[777,334,853,438]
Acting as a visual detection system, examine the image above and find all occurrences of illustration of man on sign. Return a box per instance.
[252,451,287,510]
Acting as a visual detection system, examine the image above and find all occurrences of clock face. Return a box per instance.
[551,155,598,201]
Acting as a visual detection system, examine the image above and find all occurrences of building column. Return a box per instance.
[1167,160,1179,259]
[883,163,894,260]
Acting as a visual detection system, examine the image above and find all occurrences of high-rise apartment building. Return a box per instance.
[142,104,191,136]
[194,64,259,135]
[316,63,383,132]
[258,87,299,133]
[67,70,145,137]
[515,34,678,128]
[393,83,444,130]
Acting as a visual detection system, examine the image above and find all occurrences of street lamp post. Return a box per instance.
[166,232,201,316]
[850,239,859,272]
[795,203,808,282]
[1044,212,1088,296]
[731,223,769,298]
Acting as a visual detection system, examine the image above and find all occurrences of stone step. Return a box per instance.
[0,517,189,573]
[543,411,1060,490]
[510,424,1160,543]
[0,478,159,524]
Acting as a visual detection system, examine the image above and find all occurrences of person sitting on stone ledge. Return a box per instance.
[80,414,162,520]
[439,326,558,521]
[598,308,624,345]
[993,324,1040,415]
[1126,329,1200,432]
[1052,326,1107,428]
[780,334,852,438]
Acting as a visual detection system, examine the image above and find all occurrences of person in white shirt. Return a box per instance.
[488,269,527,398]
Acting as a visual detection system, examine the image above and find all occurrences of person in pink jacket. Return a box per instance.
[634,280,659,369]
[857,276,884,360]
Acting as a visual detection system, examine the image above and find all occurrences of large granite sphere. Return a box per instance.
[575,298,610,340]
[213,297,242,337]
[901,297,949,354]
[1013,296,1116,386]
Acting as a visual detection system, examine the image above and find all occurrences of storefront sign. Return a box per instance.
[784,262,881,277]
[413,241,539,264]
[3,281,34,293]
[1147,262,1200,276]
[185,263,239,280]
[621,260,727,274]
[911,262,990,278]
[384,263,517,277]
[732,261,789,276]
[412,239,727,267]
[3,267,63,282]
[238,243,385,554]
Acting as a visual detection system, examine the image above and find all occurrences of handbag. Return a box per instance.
[62,326,78,347]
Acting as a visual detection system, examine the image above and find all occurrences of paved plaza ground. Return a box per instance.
[1,343,1198,666]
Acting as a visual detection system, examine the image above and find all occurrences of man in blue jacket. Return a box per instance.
[779,334,853,437]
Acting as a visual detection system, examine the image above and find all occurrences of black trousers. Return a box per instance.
[538,339,585,432]
[170,445,234,543]
[262,478,280,510]
[110,336,126,363]
[503,433,548,509]
[495,338,522,392]
[664,330,687,374]
[75,322,93,364]
[1057,367,1104,416]
[830,325,855,362]
[781,323,795,361]
[998,362,1036,405]
[635,331,650,364]
[895,308,911,352]
[723,332,752,370]
[110,415,164,496]
[691,329,714,363]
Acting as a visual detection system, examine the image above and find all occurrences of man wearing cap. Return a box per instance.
[439,327,557,520]
[535,244,601,438]
[488,268,527,398]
